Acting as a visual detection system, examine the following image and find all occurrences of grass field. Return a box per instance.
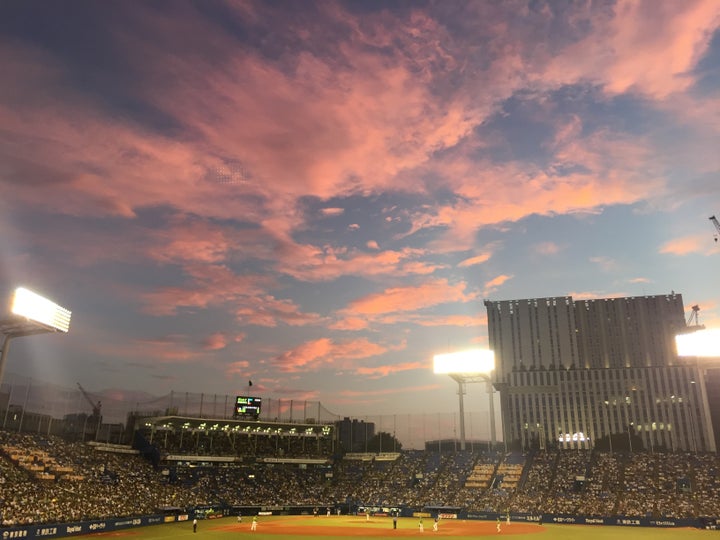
[83,515,710,540]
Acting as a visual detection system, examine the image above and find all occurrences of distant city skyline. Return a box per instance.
[1,1,719,435]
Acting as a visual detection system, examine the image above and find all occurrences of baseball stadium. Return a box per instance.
[2,291,720,539]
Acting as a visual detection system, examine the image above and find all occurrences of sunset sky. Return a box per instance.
[1,0,720,433]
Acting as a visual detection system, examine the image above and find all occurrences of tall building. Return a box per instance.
[485,293,715,452]
[335,417,376,453]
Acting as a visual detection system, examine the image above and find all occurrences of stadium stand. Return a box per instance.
[2,427,720,528]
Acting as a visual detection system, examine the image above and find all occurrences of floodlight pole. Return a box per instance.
[450,376,467,450]
[434,349,496,453]
[0,335,14,390]
[448,373,496,452]
[486,377,496,451]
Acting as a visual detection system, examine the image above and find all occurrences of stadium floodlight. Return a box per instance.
[676,328,720,358]
[11,287,72,333]
[433,348,495,375]
[0,287,72,385]
[433,349,496,452]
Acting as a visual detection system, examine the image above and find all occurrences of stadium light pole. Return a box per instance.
[0,287,72,385]
[433,349,495,452]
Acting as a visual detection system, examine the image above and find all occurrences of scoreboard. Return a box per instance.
[234,396,261,419]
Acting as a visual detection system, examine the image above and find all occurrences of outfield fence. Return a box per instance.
[0,506,712,540]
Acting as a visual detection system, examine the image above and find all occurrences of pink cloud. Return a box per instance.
[271,337,393,373]
[355,361,426,378]
[234,295,325,327]
[328,317,370,331]
[91,334,210,363]
[202,332,228,351]
[343,278,476,316]
[107,6,482,212]
[4,2,702,290]
[484,274,512,294]
[660,235,713,256]
[534,242,561,255]
[413,314,486,328]
[136,262,324,327]
[458,252,492,268]
[338,384,442,399]
[589,256,619,273]
[544,0,720,98]
[277,245,445,282]
[226,360,250,375]
[410,126,666,252]
[137,265,269,316]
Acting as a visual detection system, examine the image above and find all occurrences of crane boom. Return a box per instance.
[76,382,102,418]
[710,215,720,242]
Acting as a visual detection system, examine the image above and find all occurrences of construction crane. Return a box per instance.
[686,305,704,329]
[76,382,102,425]
[710,215,720,242]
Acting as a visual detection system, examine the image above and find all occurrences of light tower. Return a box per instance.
[0,287,72,385]
[433,349,495,451]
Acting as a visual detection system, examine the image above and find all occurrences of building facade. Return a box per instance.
[485,293,715,452]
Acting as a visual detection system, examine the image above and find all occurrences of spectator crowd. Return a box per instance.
[2,428,720,527]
